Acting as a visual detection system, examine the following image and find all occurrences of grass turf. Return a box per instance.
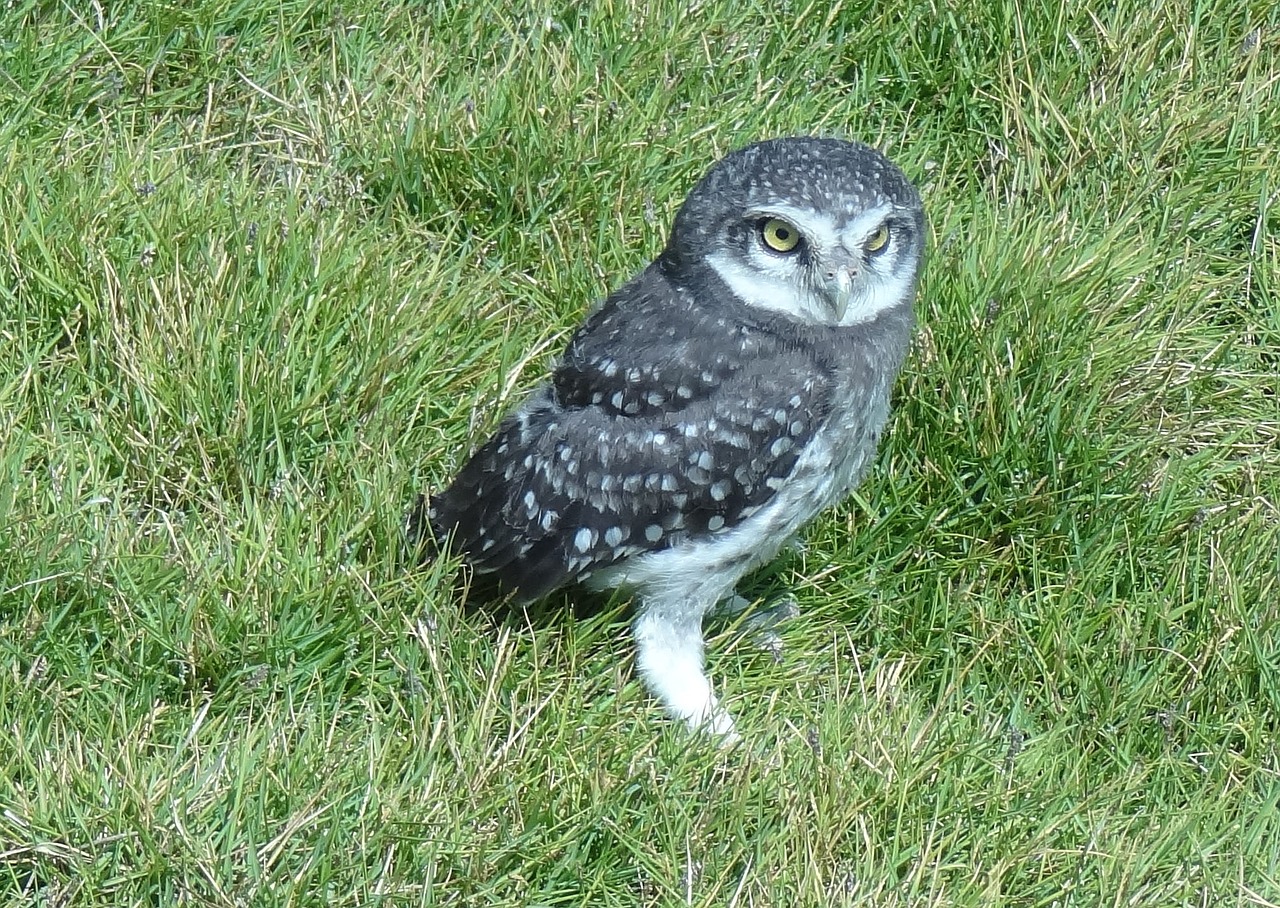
[1,0,1279,904]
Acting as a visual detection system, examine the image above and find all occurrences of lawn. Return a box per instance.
[2,0,1278,904]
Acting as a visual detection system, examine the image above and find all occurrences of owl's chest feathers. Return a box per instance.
[740,367,892,549]
[588,360,895,608]
[790,378,889,508]
[733,316,901,518]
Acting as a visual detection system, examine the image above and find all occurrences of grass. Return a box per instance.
[1,0,1278,904]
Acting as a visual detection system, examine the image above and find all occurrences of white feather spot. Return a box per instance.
[611,392,625,409]
[710,479,732,501]
[771,438,793,457]
[574,527,594,553]
[541,510,559,531]
[697,451,714,470]
[605,526,625,547]
[676,386,694,399]
[644,524,663,543]
[790,420,806,436]
[708,515,726,532]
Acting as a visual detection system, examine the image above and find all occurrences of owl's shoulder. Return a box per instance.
[552,265,833,418]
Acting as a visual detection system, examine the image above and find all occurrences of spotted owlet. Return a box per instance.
[411,136,925,740]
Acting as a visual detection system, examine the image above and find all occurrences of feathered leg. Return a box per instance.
[633,601,738,742]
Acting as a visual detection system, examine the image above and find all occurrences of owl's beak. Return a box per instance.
[821,258,858,321]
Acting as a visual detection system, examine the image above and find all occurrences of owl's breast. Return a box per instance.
[790,369,892,507]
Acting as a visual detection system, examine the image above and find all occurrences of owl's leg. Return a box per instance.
[718,593,801,663]
[633,603,738,742]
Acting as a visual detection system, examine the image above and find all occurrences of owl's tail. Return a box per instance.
[404,492,522,611]
[403,493,441,562]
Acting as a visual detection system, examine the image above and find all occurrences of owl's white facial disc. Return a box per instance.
[706,201,919,327]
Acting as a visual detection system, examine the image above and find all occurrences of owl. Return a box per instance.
[411,136,925,740]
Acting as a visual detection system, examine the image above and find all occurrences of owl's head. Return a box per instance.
[662,137,925,327]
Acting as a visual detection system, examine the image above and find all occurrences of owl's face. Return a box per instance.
[663,137,925,327]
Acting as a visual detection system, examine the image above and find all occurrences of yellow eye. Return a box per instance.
[761,218,801,253]
[865,224,890,254]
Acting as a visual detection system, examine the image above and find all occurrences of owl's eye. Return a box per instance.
[760,218,802,253]
[865,224,891,255]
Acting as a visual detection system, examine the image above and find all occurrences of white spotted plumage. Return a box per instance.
[412,136,925,740]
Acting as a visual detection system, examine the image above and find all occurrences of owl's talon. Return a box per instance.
[751,596,800,661]
[756,630,786,663]
[720,594,800,661]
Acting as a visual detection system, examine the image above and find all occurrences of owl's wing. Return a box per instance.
[550,286,753,420]
[426,289,838,603]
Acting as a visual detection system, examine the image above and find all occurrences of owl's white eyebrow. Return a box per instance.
[745,205,840,247]
[839,204,895,246]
